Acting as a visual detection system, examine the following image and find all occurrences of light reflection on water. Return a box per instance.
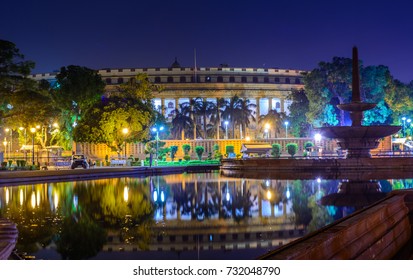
[0,172,412,260]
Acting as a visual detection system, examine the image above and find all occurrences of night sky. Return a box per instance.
[2,0,413,82]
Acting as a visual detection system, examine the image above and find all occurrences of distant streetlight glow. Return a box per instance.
[152,126,164,160]
[224,121,229,139]
[284,121,289,138]
[122,127,129,159]
[30,127,36,165]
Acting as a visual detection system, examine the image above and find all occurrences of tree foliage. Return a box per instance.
[287,89,310,137]
[304,56,394,127]
[73,74,157,152]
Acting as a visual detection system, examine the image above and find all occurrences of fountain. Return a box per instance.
[221,47,413,173]
[317,47,401,158]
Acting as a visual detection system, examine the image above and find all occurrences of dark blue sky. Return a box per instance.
[2,0,413,82]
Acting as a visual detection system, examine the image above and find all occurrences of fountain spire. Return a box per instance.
[352,46,361,103]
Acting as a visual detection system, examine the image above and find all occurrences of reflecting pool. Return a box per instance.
[0,172,412,260]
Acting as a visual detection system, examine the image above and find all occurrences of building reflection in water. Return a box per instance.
[0,173,411,259]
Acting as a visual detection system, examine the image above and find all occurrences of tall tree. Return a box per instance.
[73,75,157,153]
[234,98,256,138]
[0,39,35,124]
[170,103,193,140]
[287,89,311,137]
[258,110,286,138]
[221,95,243,138]
[305,57,395,127]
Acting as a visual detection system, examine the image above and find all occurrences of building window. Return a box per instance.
[217,76,223,82]
[253,77,258,83]
[155,68,160,71]
[274,78,280,83]
[130,68,135,72]
[285,78,290,84]
[180,76,186,82]
[295,78,301,84]
[118,69,123,72]
[168,102,174,108]
[117,78,124,84]
[241,77,247,83]
[154,77,161,83]
[106,69,111,73]
[229,76,235,82]
[105,78,112,84]
[264,77,269,83]
[167,76,173,83]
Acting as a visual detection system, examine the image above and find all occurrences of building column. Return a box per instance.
[255,98,260,137]
[161,98,166,116]
[280,97,285,113]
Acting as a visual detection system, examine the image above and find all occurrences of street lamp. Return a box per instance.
[3,139,7,161]
[5,128,11,160]
[30,127,36,165]
[152,126,164,161]
[284,121,289,138]
[19,127,27,161]
[122,127,129,159]
[402,117,407,137]
[224,121,229,139]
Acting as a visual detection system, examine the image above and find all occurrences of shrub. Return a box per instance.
[182,144,191,155]
[225,145,234,154]
[183,155,191,161]
[286,143,298,157]
[213,144,222,160]
[271,143,282,158]
[207,152,212,160]
[195,146,204,160]
[170,146,178,161]
[304,141,314,151]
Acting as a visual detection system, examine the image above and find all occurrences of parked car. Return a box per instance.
[71,154,89,169]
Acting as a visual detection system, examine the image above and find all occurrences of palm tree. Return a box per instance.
[193,98,215,139]
[209,97,226,139]
[221,95,256,139]
[221,95,243,138]
[235,98,256,138]
[182,98,203,139]
[170,103,193,140]
[259,109,286,138]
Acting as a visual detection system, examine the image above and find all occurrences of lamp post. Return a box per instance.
[3,139,7,161]
[30,127,36,165]
[152,126,164,161]
[284,121,289,138]
[224,121,229,139]
[122,127,129,159]
[402,117,407,137]
[19,127,27,161]
[5,128,12,160]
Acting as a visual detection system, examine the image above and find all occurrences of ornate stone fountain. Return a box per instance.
[317,47,401,158]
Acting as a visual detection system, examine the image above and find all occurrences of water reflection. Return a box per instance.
[0,173,412,260]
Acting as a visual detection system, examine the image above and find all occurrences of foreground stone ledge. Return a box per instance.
[260,191,413,260]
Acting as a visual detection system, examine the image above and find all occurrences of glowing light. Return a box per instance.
[286,188,291,199]
[54,192,59,209]
[123,186,129,202]
[31,192,36,209]
[19,189,24,206]
[245,136,251,141]
[160,191,165,202]
[314,133,322,141]
[266,190,272,200]
[226,192,230,201]
[153,190,158,202]
[265,180,270,187]
[36,190,41,207]
[317,178,321,183]
[5,188,9,205]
